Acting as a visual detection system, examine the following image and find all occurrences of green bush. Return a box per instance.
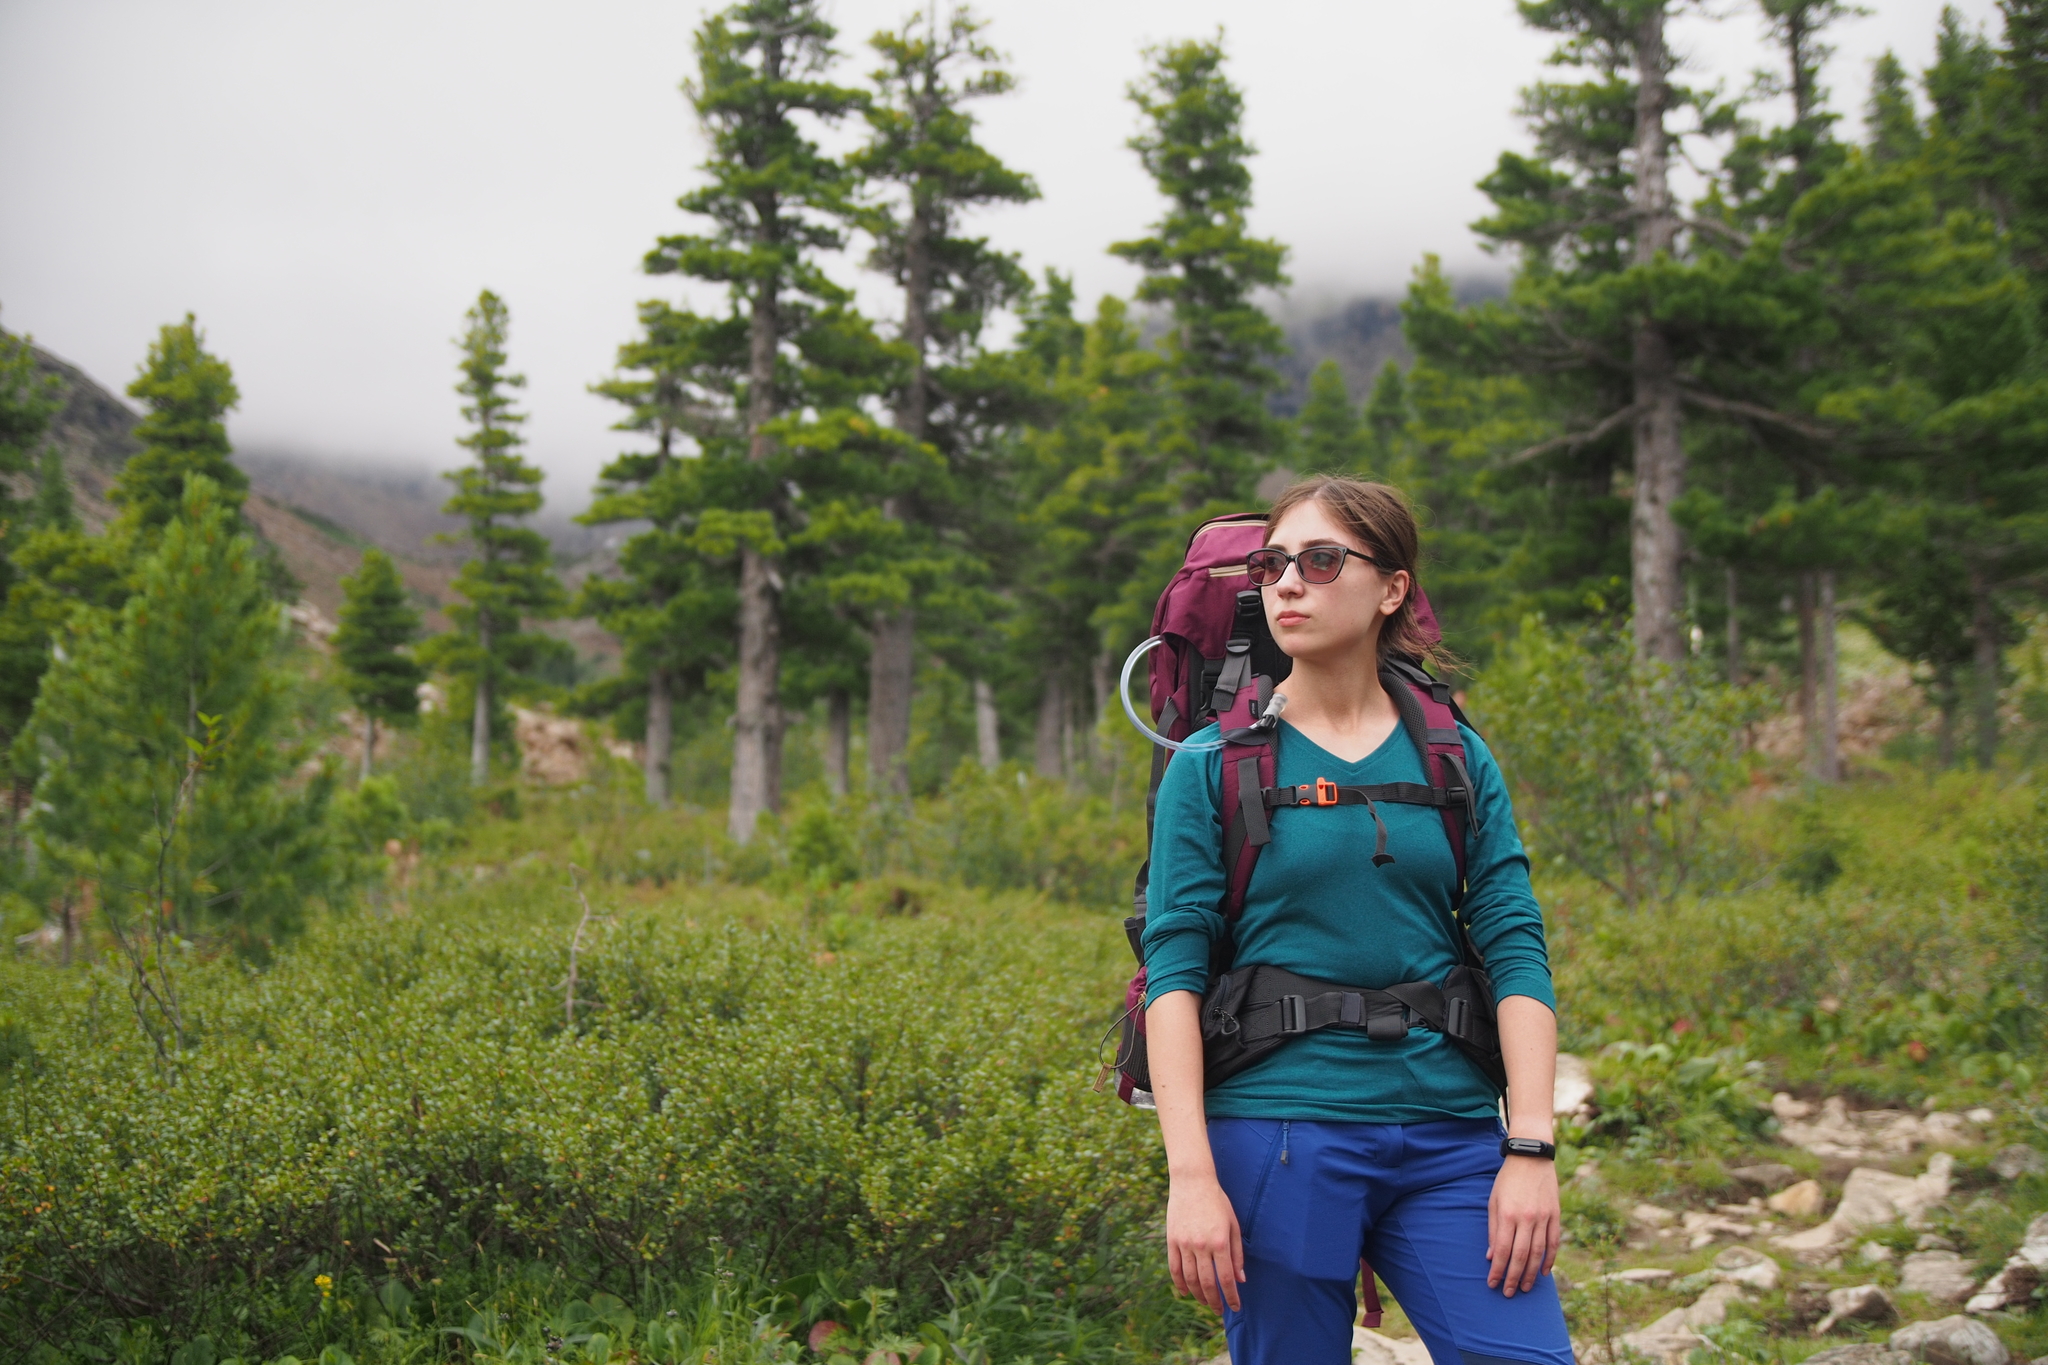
[1473,619,1767,907]
[0,885,1162,1337]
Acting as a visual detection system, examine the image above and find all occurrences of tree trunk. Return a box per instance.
[729,543,782,842]
[1034,676,1066,780]
[868,605,915,798]
[1629,5,1687,666]
[361,714,377,783]
[728,137,786,844]
[1724,565,1741,685]
[824,689,851,797]
[973,677,1000,771]
[470,619,492,787]
[1796,571,1818,769]
[1935,669,1958,769]
[1969,567,2002,769]
[644,666,673,809]
[1818,570,1840,782]
[867,192,936,794]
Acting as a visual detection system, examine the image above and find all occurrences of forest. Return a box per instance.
[3,0,2048,1362]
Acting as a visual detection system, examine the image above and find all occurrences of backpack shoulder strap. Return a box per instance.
[1380,661,1480,919]
[1216,593,1278,925]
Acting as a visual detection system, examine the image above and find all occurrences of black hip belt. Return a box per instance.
[1199,962,1505,1092]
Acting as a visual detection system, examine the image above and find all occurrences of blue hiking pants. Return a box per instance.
[1207,1117,1574,1365]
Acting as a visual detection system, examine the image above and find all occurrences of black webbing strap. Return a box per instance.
[1260,782,1453,810]
[1211,642,1252,715]
[1236,757,1271,849]
[1231,966,1446,1046]
[1383,668,1437,782]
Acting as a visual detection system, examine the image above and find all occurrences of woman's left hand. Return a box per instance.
[1486,1154,1560,1296]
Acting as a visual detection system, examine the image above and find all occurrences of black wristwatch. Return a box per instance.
[1500,1137,1557,1160]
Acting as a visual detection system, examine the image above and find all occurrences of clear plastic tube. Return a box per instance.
[1117,637,1230,753]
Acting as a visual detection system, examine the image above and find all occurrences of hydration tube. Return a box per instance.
[1118,637,1248,753]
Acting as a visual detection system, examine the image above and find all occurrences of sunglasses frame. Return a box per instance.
[1245,544,1387,587]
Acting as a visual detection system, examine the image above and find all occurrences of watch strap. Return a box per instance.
[1500,1136,1556,1160]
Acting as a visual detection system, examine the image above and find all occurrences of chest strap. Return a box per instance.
[1257,778,1470,869]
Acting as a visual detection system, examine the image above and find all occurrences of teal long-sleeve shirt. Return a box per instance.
[1141,716,1555,1124]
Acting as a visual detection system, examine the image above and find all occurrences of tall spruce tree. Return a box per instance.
[850,3,1036,798]
[334,548,424,780]
[1111,35,1288,512]
[422,291,565,786]
[26,476,336,975]
[1408,1,1730,663]
[582,301,744,807]
[645,0,865,841]
[111,315,249,535]
[1294,359,1371,473]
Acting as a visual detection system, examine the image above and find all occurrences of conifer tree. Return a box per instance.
[0,320,60,537]
[421,291,566,786]
[850,3,1036,798]
[582,301,743,808]
[26,476,336,989]
[1295,359,1370,472]
[334,548,424,780]
[644,0,865,841]
[110,315,249,534]
[33,443,74,532]
[1111,36,1288,511]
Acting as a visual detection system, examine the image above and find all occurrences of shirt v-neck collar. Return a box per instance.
[1274,716,1406,771]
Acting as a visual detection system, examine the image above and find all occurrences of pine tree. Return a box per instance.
[26,476,336,995]
[1294,359,1369,473]
[0,319,60,534]
[644,0,866,841]
[850,3,1036,798]
[110,315,249,534]
[34,443,75,532]
[420,291,566,786]
[1111,36,1288,511]
[334,548,424,780]
[582,301,744,807]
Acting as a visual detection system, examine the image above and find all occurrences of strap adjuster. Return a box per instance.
[1278,994,1306,1034]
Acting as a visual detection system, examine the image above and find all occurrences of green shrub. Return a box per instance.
[1473,619,1767,907]
[0,887,1161,1333]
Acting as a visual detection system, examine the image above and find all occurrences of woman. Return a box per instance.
[1141,476,1571,1365]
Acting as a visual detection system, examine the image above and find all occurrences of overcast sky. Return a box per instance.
[0,0,2003,511]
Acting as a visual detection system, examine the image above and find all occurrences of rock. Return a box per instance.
[1350,1327,1431,1365]
[1775,1095,1984,1162]
[1919,1234,1959,1251]
[1863,1241,1898,1263]
[1611,1309,1702,1365]
[1966,1108,1996,1125]
[1590,1267,1675,1284]
[1770,1179,1828,1218]
[1775,1155,1956,1261]
[1570,1156,1602,1188]
[1554,1052,1595,1116]
[512,706,590,785]
[1813,1284,1896,1335]
[1683,1209,1759,1249]
[1631,1203,1678,1229]
[1730,1162,1801,1191]
[1891,1315,2011,1365]
[1965,1211,2048,1314]
[1806,1348,1912,1365]
[1900,1250,1980,1303]
[1991,1144,2047,1180]
[1684,1282,1749,1328]
[1713,1245,1783,1292]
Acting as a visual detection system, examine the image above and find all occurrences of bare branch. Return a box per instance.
[565,864,598,1031]
[1502,404,1643,465]
[1677,388,1831,439]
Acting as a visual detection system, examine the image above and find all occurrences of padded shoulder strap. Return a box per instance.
[1380,663,1477,922]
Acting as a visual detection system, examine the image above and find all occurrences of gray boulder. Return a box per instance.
[1891,1315,2011,1365]
[1900,1250,1981,1303]
[1806,1348,1912,1365]
[1991,1144,2047,1180]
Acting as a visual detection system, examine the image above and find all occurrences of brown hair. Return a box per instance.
[1264,475,1451,669]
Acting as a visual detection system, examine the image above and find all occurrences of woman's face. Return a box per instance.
[1261,499,1409,665]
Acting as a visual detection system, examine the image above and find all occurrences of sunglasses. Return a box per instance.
[1245,544,1386,587]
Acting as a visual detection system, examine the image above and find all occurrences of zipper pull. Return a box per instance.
[1281,1121,1291,1165]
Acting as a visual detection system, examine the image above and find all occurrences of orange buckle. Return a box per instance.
[1315,777,1339,806]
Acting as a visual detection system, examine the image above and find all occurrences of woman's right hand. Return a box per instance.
[1166,1172,1244,1312]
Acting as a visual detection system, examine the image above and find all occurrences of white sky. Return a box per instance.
[0,0,2002,512]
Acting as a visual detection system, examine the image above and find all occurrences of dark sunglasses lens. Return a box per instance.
[1299,548,1347,583]
[1246,550,1286,585]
